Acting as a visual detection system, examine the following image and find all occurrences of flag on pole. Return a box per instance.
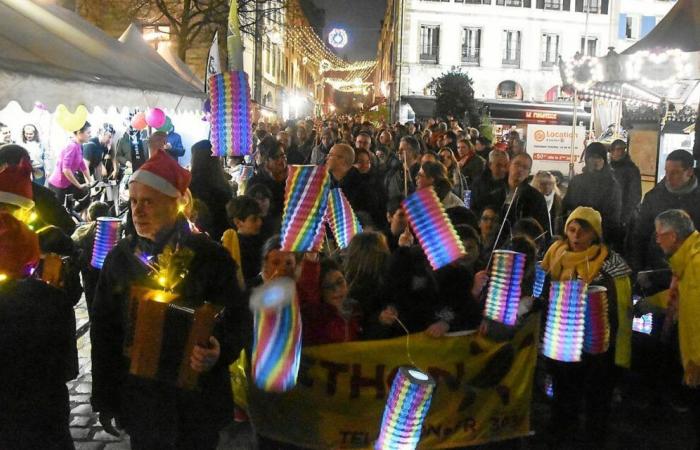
[205,31,221,92]
[227,0,244,71]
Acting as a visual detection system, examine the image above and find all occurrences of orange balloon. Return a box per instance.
[131,112,147,130]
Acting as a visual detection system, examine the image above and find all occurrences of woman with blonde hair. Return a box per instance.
[531,170,563,236]
[438,147,467,199]
[416,161,465,209]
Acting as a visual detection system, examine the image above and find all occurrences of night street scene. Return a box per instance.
[0,0,699,449]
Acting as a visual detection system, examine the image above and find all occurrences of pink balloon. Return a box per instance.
[145,108,166,128]
[131,112,147,130]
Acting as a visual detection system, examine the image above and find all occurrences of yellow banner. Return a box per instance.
[241,314,540,449]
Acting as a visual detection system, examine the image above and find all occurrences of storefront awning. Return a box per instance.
[401,95,435,119]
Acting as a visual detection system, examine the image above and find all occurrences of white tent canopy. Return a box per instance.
[0,0,205,112]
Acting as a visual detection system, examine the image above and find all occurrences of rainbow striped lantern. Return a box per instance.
[533,262,546,298]
[326,188,362,249]
[208,71,253,157]
[280,165,331,252]
[402,188,466,270]
[543,280,588,362]
[583,286,610,354]
[91,217,121,269]
[484,250,526,326]
[375,367,436,450]
[250,277,302,392]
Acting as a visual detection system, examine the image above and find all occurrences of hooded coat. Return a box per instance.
[610,153,642,226]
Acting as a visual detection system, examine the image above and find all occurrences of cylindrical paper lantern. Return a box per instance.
[250,278,302,392]
[91,217,121,269]
[131,112,147,131]
[326,188,362,249]
[543,280,587,362]
[402,188,466,270]
[208,71,253,157]
[280,165,331,252]
[375,367,436,450]
[533,262,546,298]
[483,250,526,326]
[145,108,166,128]
[583,285,610,354]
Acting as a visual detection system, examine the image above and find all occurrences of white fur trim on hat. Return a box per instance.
[129,169,180,198]
[0,191,35,209]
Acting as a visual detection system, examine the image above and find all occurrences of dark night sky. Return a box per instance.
[311,0,387,61]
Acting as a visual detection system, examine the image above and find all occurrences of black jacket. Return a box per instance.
[90,222,249,437]
[610,154,642,225]
[190,179,233,241]
[247,169,286,219]
[470,168,504,214]
[33,182,75,235]
[335,167,385,228]
[0,279,77,449]
[562,167,622,244]
[629,177,700,271]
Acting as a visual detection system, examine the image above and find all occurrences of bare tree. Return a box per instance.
[127,0,288,60]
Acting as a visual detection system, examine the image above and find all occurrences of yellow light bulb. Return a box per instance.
[0,274,7,282]
[158,276,167,287]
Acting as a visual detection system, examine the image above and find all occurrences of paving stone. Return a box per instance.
[76,383,92,394]
[70,427,91,440]
[93,430,124,442]
[71,403,93,415]
[70,394,90,403]
[70,416,92,427]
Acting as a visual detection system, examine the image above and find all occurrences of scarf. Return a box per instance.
[541,240,608,284]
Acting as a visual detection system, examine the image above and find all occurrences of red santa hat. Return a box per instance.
[0,158,35,209]
[0,212,40,279]
[129,150,191,198]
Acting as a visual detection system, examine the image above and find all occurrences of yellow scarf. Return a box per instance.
[541,240,608,284]
[221,228,246,290]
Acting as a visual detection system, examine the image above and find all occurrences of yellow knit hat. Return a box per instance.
[565,206,603,239]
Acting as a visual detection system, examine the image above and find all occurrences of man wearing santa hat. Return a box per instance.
[90,151,250,449]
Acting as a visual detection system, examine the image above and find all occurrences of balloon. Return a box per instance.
[131,112,147,130]
[156,116,173,133]
[145,108,166,128]
[55,104,89,133]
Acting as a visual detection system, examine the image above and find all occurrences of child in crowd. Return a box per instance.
[247,183,276,240]
[222,196,264,288]
[71,201,110,312]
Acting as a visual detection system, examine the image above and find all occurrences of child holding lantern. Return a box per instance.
[540,206,633,445]
[222,196,264,288]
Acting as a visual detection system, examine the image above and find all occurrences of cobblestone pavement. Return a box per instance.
[69,299,694,449]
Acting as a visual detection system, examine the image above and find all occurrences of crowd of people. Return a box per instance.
[0,112,698,449]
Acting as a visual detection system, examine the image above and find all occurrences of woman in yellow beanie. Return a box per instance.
[541,206,633,445]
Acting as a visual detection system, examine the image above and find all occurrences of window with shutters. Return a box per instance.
[541,33,560,67]
[420,25,440,63]
[461,28,481,64]
[502,30,521,67]
[580,37,597,56]
[576,0,600,13]
[625,16,640,39]
[544,0,561,9]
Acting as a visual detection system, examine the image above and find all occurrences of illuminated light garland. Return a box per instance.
[250,277,301,393]
[583,285,610,354]
[328,28,348,48]
[564,57,604,91]
[280,165,331,252]
[625,49,691,89]
[402,188,466,271]
[326,188,362,249]
[91,217,121,269]
[208,71,253,157]
[375,367,436,450]
[484,250,527,326]
[542,280,587,362]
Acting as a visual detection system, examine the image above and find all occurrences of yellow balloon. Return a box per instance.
[55,104,89,133]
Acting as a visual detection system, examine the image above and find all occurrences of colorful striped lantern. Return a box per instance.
[583,286,610,354]
[280,165,331,252]
[401,188,466,270]
[91,217,121,269]
[250,278,302,392]
[483,250,527,326]
[543,280,588,362]
[208,71,253,157]
[326,188,362,249]
[375,367,436,450]
[533,262,546,298]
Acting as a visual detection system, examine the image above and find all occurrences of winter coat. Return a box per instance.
[628,177,700,271]
[562,167,622,244]
[442,190,466,209]
[246,170,286,219]
[459,153,486,186]
[189,178,233,241]
[0,279,77,449]
[610,154,642,226]
[384,162,420,201]
[668,231,700,375]
[470,168,504,214]
[335,167,384,227]
[310,143,332,165]
[90,222,249,439]
[33,182,76,235]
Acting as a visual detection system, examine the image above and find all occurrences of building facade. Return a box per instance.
[377,0,677,121]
